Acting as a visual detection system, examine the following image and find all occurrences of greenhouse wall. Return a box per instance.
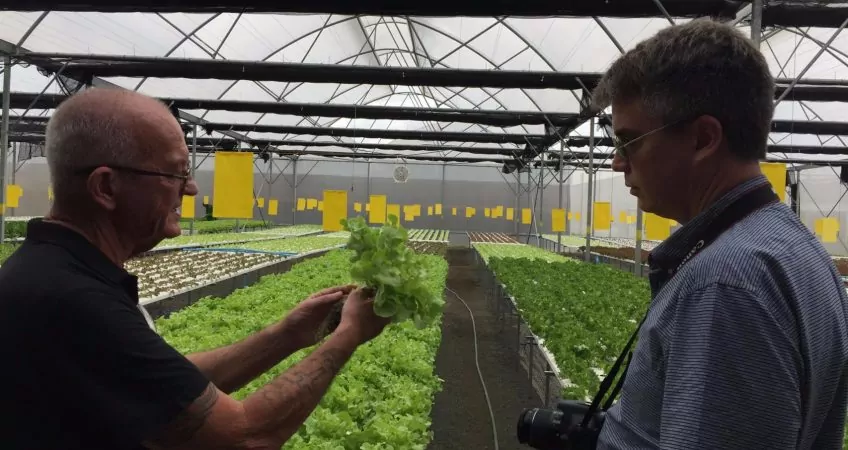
[8,156,848,255]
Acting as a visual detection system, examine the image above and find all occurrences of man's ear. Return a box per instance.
[692,115,723,164]
[86,167,119,211]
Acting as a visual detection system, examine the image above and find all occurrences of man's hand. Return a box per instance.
[335,286,392,345]
[282,285,356,348]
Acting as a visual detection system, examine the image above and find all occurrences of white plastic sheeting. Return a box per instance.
[1,11,848,252]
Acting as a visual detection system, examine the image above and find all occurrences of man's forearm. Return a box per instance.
[241,328,358,445]
[186,320,303,394]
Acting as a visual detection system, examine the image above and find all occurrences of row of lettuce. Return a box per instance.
[474,243,651,402]
[157,249,448,449]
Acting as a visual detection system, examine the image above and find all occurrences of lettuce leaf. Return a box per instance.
[342,215,444,328]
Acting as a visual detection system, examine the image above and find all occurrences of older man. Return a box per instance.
[0,88,390,450]
[592,19,848,449]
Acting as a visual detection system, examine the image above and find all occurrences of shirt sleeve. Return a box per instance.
[659,282,803,450]
[56,289,210,449]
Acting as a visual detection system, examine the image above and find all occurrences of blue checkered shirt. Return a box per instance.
[598,175,848,449]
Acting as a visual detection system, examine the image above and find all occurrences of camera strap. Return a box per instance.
[580,181,779,428]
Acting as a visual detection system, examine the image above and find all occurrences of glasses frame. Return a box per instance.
[612,116,696,160]
[75,164,192,193]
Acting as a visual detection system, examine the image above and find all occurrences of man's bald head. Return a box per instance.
[45,88,183,207]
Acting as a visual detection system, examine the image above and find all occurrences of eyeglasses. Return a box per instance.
[75,164,192,193]
[612,117,694,160]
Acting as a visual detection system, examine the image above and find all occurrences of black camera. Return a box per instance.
[516,400,606,450]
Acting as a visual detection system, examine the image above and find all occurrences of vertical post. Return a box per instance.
[558,145,564,253]
[0,56,11,244]
[526,169,531,238]
[10,142,16,185]
[189,124,197,235]
[515,171,521,237]
[267,151,273,226]
[634,208,644,276]
[584,117,595,262]
[751,0,763,47]
[441,162,446,230]
[538,154,544,240]
[292,158,298,226]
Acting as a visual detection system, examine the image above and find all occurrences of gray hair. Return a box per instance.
[592,19,774,160]
[45,88,150,204]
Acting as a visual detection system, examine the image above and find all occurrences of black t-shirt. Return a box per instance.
[0,219,209,449]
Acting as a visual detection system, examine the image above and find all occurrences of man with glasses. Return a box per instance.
[592,19,847,449]
[0,87,390,449]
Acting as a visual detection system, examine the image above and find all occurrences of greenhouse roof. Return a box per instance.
[3,2,848,167]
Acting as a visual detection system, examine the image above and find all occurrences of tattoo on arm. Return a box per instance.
[251,347,350,432]
[146,382,220,448]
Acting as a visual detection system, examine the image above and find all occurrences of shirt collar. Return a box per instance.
[25,218,139,301]
[649,175,771,273]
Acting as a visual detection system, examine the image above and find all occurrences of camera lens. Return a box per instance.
[516,407,566,449]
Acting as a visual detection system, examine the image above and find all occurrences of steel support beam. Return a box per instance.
[0,56,10,243]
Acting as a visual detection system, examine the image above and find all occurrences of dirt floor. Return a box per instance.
[429,248,541,450]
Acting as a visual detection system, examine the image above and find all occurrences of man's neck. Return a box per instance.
[681,163,763,224]
[44,210,133,266]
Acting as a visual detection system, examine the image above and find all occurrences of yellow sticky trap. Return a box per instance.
[257,197,265,208]
[403,205,415,220]
[593,202,612,231]
[387,204,401,221]
[354,202,362,213]
[307,198,318,210]
[551,209,566,233]
[626,215,635,225]
[203,195,210,205]
[815,218,824,235]
[670,219,678,227]
[412,204,421,217]
[619,211,627,223]
[322,190,347,231]
[484,208,491,218]
[567,212,573,220]
[452,207,458,216]
[6,184,23,208]
[435,204,443,215]
[760,162,787,202]
[369,195,387,224]
[521,208,532,225]
[821,217,840,243]
[366,203,371,212]
[645,213,671,240]
[268,199,279,216]
[181,195,196,218]
[297,198,306,211]
[427,206,434,216]
[493,205,503,219]
[465,207,475,218]
[212,152,253,219]
[506,208,514,221]
[575,212,582,221]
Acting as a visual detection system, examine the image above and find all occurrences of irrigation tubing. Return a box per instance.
[445,287,499,450]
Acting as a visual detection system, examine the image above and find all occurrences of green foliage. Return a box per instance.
[4,220,27,239]
[157,250,447,449]
[474,243,574,263]
[488,257,650,401]
[231,235,348,254]
[342,215,445,328]
[182,219,270,234]
[0,243,19,264]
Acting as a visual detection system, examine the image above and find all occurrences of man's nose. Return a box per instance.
[184,178,199,196]
[611,152,628,173]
